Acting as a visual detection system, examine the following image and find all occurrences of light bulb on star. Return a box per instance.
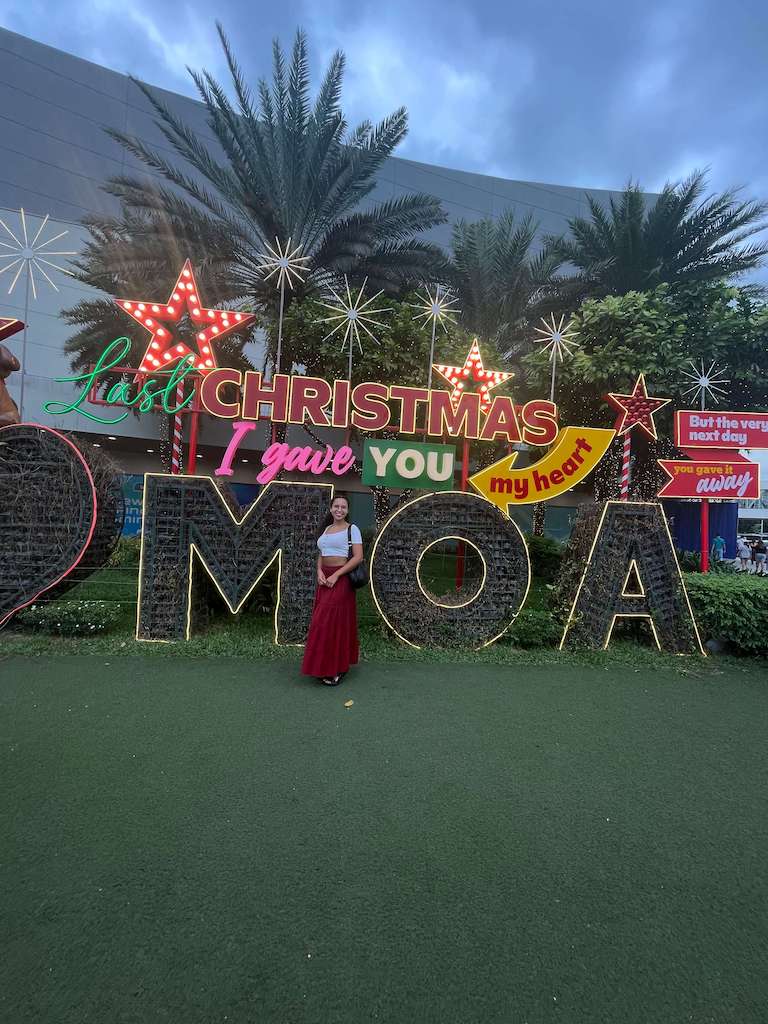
[410,285,460,332]
[318,276,390,354]
[115,259,256,374]
[255,236,311,291]
[533,313,579,363]
[433,339,514,414]
[677,359,729,407]
[0,208,76,299]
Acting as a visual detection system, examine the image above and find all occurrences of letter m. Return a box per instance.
[489,477,514,494]
[137,475,332,643]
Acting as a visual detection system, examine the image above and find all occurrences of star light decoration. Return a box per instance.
[255,237,311,376]
[0,208,76,299]
[533,313,580,403]
[607,373,670,440]
[677,359,730,410]
[411,285,461,388]
[410,285,461,333]
[255,236,311,291]
[116,259,256,374]
[433,339,515,414]
[318,277,390,376]
[533,313,579,363]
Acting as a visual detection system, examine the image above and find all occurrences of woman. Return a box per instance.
[737,536,752,572]
[301,494,363,685]
[754,537,767,576]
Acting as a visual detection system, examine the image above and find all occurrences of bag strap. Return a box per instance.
[347,524,352,558]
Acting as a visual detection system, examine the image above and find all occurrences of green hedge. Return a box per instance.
[685,574,768,655]
[18,600,123,636]
[508,608,562,649]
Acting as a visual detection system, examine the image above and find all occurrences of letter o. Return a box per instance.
[370,491,530,649]
[395,450,424,479]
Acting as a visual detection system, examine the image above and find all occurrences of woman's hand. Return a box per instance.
[325,572,340,588]
[317,569,327,586]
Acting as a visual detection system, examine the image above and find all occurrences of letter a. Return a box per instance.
[559,502,703,654]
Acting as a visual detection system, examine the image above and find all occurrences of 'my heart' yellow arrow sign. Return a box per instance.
[469,426,615,510]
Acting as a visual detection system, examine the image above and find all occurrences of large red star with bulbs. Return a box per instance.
[115,259,256,374]
[607,373,670,439]
[433,339,514,413]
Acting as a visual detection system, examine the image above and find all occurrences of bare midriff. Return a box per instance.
[322,556,348,567]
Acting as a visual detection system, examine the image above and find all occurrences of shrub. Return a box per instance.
[525,534,564,581]
[108,536,142,567]
[685,573,768,655]
[18,600,122,635]
[677,550,735,574]
[508,608,562,648]
[677,549,700,572]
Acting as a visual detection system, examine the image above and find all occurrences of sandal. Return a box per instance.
[320,675,343,686]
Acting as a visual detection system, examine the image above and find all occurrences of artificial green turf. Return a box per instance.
[2,655,767,1023]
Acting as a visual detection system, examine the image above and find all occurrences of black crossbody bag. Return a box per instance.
[346,525,369,590]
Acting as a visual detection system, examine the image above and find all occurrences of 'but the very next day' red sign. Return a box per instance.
[675,410,768,449]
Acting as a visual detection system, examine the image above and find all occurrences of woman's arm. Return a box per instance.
[317,555,327,586]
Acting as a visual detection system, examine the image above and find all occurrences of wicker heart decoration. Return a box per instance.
[0,424,97,628]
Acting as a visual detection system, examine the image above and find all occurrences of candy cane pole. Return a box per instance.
[620,431,631,500]
[170,381,184,474]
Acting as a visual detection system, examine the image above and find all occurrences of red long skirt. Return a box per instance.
[301,559,359,677]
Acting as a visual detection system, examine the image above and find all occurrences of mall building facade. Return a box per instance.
[1,27,629,534]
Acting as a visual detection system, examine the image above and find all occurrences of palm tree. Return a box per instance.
[85,24,447,374]
[551,171,768,300]
[449,210,559,358]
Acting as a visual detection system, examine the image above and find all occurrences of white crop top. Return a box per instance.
[318,524,362,557]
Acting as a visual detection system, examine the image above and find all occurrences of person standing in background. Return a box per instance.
[736,536,752,572]
[753,537,767,576]
[711,534,726,563]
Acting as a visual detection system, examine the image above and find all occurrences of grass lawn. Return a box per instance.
[2,655,767,1023]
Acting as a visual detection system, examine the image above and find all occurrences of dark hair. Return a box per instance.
[317,493,350,538]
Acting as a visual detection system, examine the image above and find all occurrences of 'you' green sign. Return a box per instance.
[362,439,456,491]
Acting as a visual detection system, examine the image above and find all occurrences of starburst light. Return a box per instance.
[255,236,311,291]
[533,313,579,363]
[317,277,390,356]
[410,285,460,331]
[0,208,76,299]
[677,359,730,409]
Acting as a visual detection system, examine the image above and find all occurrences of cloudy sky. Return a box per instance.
[1,0,767,203]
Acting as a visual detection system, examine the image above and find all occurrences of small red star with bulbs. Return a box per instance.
[433,339,514,413]
[607,373,670,439]
[115,259,256,374]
